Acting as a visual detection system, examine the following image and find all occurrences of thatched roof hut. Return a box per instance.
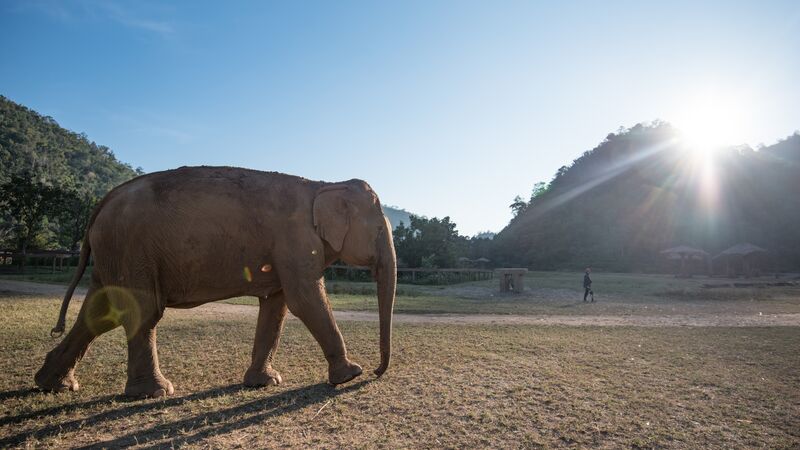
[661,245,709,259]
[716,243,767,257]
[661,245,710,277]
[713,243,768,277]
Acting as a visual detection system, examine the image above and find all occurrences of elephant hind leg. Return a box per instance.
[124,325,173,398]
[122,290,172,398]
[35,283,121,392]
[244,292,288,387]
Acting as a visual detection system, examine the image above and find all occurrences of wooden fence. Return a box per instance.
[0,250,80,274]
[325,265,494,285]
[0,253,494,285]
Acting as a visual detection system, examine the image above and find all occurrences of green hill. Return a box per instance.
[0,95,140,195]
[1,95,141,251]
[493,123,800,271]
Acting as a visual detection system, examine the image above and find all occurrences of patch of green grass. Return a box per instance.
[227,271,800,316]
[6,269,800,317]
[225,293,480,314]
[0,266,93,286]
[1,294,799,448]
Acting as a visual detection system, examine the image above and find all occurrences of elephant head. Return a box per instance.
[313,180,397,376]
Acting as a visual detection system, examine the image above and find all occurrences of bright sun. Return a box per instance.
[673,93,748,158]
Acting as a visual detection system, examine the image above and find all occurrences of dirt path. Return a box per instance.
[2,279,798,327]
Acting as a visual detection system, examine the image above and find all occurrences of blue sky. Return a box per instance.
[2,1,799,235]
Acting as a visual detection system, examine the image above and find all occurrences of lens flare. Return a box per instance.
[84,286,142,340]
[243,266,253,282]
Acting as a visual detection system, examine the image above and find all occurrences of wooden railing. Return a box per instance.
[325,265,494,284]
[0,250,80,274]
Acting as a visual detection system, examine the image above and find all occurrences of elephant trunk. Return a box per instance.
[373,221,396,377]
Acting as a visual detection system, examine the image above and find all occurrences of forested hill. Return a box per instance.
[0,95,140,195]
[493,123,800,271]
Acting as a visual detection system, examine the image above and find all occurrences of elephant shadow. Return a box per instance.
[0,387,44,402]
[1,381,369,448]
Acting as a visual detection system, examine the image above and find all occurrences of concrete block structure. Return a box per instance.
[495,268,528,293]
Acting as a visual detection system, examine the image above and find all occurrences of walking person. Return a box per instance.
[583,267,594,302]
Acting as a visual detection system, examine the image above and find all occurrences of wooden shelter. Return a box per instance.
[457,257,491,269]
[660,245,710,277]
[713,243,767,278]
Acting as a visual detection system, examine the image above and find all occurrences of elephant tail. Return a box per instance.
[50,228,94,338]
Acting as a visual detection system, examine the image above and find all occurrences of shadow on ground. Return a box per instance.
[0,388,43,403]
[0,381,369,448]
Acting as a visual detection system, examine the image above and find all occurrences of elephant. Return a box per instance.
[34,166,397,398]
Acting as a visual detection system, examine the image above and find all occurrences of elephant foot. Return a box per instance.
[125,375,174,398]
[328,359,362,385]
[243,367,282,387]
[34,366,79,393]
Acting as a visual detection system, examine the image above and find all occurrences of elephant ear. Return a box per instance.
[313,185,351,253]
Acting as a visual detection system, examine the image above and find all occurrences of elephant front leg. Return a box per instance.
[244,293,288,387]
[282,277,362,385]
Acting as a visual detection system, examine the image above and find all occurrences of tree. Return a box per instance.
[510,181,550,218]
[54,189,97,251]
[509,196,528,218]
[0,174,61,254]
[529,181,549,205]
[393,215,467,268]
[465,234,494,262]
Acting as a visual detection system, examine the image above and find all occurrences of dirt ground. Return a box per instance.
[1,294,799,448]
[2,279,799,327]
[1,278,799,448]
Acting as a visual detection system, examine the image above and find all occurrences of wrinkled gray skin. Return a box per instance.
[34,167,397,398]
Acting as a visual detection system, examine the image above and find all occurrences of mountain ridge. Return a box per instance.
[493,123,800,270]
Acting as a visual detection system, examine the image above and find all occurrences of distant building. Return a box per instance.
[660,245,710,277]
[713,243,768,278]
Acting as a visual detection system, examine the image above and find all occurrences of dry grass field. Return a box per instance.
[1,280,799,448]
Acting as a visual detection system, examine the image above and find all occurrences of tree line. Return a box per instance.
[0,174,96,253]
[392,215,493,269]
